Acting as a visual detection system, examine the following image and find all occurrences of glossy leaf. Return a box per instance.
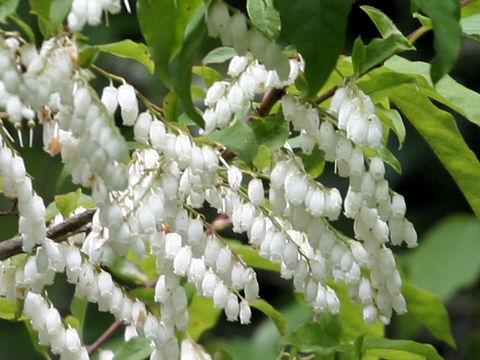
[114,337,152,360]
[280,321,338,356]
[364,338,444,360]
[137,0,203,86]
[97,40,155,74]
[361,5,406,38]
[402,282,456,347]
[411,0,461,82]
[188,293,222,341]
[403,214,480,302]
[274,0,354,97]
[170,4,207,127]
[391,85,480,219]
[0,0,20,23]
[247,0,281,40]
[209,120,259,164]
[361,34,414,74]
[250,299,288,336]
[388,57,480,127]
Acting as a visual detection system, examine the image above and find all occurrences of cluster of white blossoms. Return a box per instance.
[0,0,421,357]
[202,54,301,133]
[67,0,132,31]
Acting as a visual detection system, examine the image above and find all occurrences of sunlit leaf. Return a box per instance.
[202,46,236,65]
[114,337,152,360]
[97,40,155,74]
[364,338,444,360]
[188,293,222,341]
[247,0,281,40]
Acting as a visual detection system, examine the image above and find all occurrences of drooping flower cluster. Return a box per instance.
[0,2,421,359]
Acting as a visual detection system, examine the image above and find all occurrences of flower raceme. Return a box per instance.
[0,4,419,360]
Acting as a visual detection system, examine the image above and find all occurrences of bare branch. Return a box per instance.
[0,208,96,261]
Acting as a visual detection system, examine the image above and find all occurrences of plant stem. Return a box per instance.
[87,320,124,355]
[0,208,96,260]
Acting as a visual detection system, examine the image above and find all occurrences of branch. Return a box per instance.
[0,208,96,261]
[87,320,124,355]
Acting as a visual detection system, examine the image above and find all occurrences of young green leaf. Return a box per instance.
[70,297,88,338]
[274,0,354,97]
[402,282,456,348]
[363,338,444,360]
[375,104,406,148]
[247,0,281,40]
[50,0,72,29]
[251,111,289,151]
[202,46,237,65]
[352,37,366,76]
[0,298,19,320]
[0,0,20,23]
[54,189,94,218]
[361,5,406,39]
[193,65,222,87]
[228,239,280,272]
[411,0,461,83]
[97,40,155,74]
[392,85,480,219]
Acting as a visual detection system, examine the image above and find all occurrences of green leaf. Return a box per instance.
[391,85,480,219]
[78,46,99,68]
[352,37,366,76]
[403,214,480,302]
[202,46,236,65]
[114,337,152,360]
[7,14,36,43]
[163,91,179,123]
[251,111,289,151]
[363,338,444,360]
[375,104,405,148]
[411,0,461,82]
[247,0,281,40]
[413,12,433,29]
[188,293,222,341]
[0,0,20,23]
[361,35,414,74]
[96,40,155,74]
[54,189,94,218]
[228,240,280,272]
[24,320,52,360]
[384,56,480,127]
[192,65,222,87]
[209,120,259,164]
[280,321,338,356]
[298,145,325,178]
[70,297,88,338]
[329,283,384,342]
[29,0,54,36]
[402,282,456,347]
[137,0,203,86]
[50,0,73,28]
[274,0,354,97]
[250,299,288,336]
[0,298,19,320]
[170,4,207,127]
[461,13,480,40]
[130,288,155,303]
[360,5,407,39]
[253,145,272,171]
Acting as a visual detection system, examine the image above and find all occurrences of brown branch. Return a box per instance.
[256,88,285,117]
[87,320,124,355]
[0,208,96,261]
[315,86,337,105]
